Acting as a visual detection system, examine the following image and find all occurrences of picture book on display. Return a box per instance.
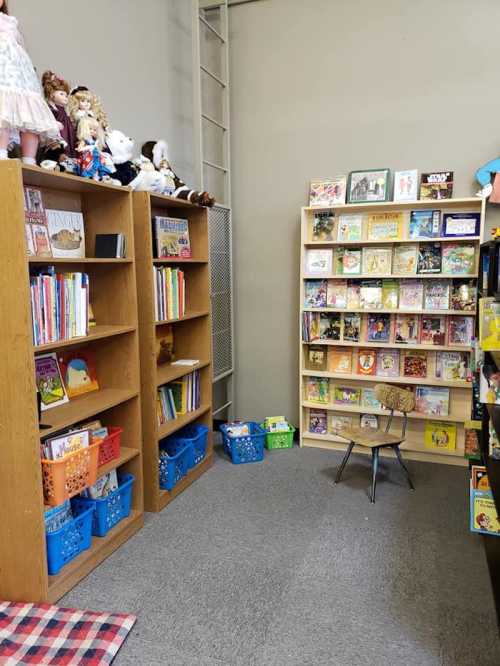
[399,279,423,310]
[366,212,403,241]
[441,243,476,275]
[360,280,382,310]
[85,470,119,499]
[309,409,327,434]
[480,365,500,405]
[420,316,445,345]
[305,346,328,371]
[424,421,457,451]
[24,186,52,258]
[304,280,327,308]
[394,314,420,344]
[154,216,191,259]
[306,377,330,404]
[464,420,482,459]
[415,386,449,415]
[334,248,361,275]
[45,500,73,534]
[419,172,453,200]
[402,350,427,378]
[424,280,450,311]
[328,348,352,373]
[452,280,476,312]
[312,212,335,241]
[42,428,90,461]
[362,247,392,275]
[447,316,474,346]
[360,413,379,429]
[360,387,382,410]
[46,209,85,259]
[337,214,362,242]
[435,351,468,380]
[319,313,341,340]
[393,244,418,275]
[309,177,346,206]
[470,466,500,536]
[409,210,441,239]
[302,312,320,342]
[58,348,99,398]
[333,386,361,406]
[347,281,361,309]
[342,313,360,342]
[442,213,480,238]
[305,249,332,275]
[330,414,354,433]
[393,170,418,202]
[479,297,500,350]
[35,353,69,411]
[376,349,400,377]
[357,349,376,375]
[381,279,398,309]
[327,280,347,308]
[417,243,441,273]
[367,313,391,342]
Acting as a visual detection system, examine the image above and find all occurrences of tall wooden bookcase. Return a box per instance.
[0,162,144,603]
[299,197,485,466]
[133,192,213,512]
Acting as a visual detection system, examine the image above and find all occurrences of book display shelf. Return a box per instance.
[0,162,144,603]
[299,197,486,466]
[133,192,213,512]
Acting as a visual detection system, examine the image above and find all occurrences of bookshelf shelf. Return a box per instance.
[0,161,144,603]
[299,196,485,465]
[96,446,140,478]
[133,192,213,512]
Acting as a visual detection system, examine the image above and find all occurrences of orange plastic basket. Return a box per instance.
[41,442,100,506]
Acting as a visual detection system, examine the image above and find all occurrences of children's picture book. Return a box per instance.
[441,243,476,275]
[399,279,423,311]
[452,280,477,312]
[366,212,403,241]
[408,210,441,239]
[415,386,449,415]
[305,249,332,274]
[470,489,500,536]
[337,214,363,242]
[393,169,418,201]
[424,421,456,450]
[394,314,420,344]
[45,209,86,259]
[479,296,500,350]
[309,177,347,206]
[393,244,418,275]
[447,316,474,346]
[305,345,328,371]
[304,280,327,308]
[312,212,336,241]
[360,387,382,409]
[479,364,500,405]
[360,280,382,309]
[326,279,347,309]
[346,281,361,309]
[381,279,399,309]
[319,313,341,340]
[435,351,468,380]
[302,312,320,342]
[342,312,361,342]
[309,409,327,434]
[357,349,377,375]
[442,213,480,238]
[30,221,52,257]
[86,470,119,499]
[376,349,400,377]
[306,377,330,404]
[367,313,391,342]
[334,248,361,275]
[25,186,45,214]
[44,500,73,534]
[419,172,453,200]
[362,246,392,275]
[329,414,354,434]
[464,420,482,460]
[328,348,353,373]
[154,216,191,258]
[35,353,69,411]
[420,316,446,345]
[44,428,90,460]
[471,465,490,491]
[58,348,99,398]
[402,350,427,378]
[360,413,379,429]
[423,280,450,310]
[417,243,442,273]
[333,386,361,405]
[347,169,391,203]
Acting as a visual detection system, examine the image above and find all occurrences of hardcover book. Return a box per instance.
[329,414,354,433]
[417,243,442,273]
[376,349,400,377]
[381,279,399,309]
[442,213,480,238]
[346,281,361,309]
[35,353,69,411]
[420,316,446,345]
[333,386,361,405]
[154,216,191,258]
[419,171,453,200]
[447,316,474,346]
[480,365,500,405]
[357,349,377,375]
[441,243,476,275]
[408,210,441,239]
[451,280,477,312]
[45,428,90,460]
[415,386,449,415]
[305,345,328,371]
[328,348,353,373]
[309,177,347,206]
[423,280,450,310]
[319,313,342,340]
[362,246,392,275]
[46,209,85,259]
[394,314,420,344]
[305,249,333,274]
[306,377,330,403]
[366,212,403,241]
[304,280,328,308]
[399,279,423,310]
[470,489,500,535]
[25,224,35,256]
[360,280,383,309]
[86,470,119,499]
[393,244,418,275]
[58,348,99,398]
[360,387,382,409]
[95,233,126,258]
[29,218,52,257]
[309,408,327,434]
[424,421,457,450]
[337,214,362,242]
[342,312,361,342]
[334,248,361,275]
[479,296,500,351]
[367,313,391,342]
[435,351,468,380]
[360,413,379,429]
[393,169,418,202]
[312,212,336,241]
[326,279,347,308]
[24,186,45,214]
[464,420,482,459]
[402,350,427,378]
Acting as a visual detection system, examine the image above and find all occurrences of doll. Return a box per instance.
[68,86,108,132]
[41,71,77,157]
[0,1,60,163]
[75,116,113,181]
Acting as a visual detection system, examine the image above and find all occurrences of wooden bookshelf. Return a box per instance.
[0,161,144,603]
[299,196,486,466]
[133,192,213,513]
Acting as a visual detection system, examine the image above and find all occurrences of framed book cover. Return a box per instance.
[419,172,453,201]
[376,349,400,377]
[335,248,361,275]
[367,313,391,342]
[423,280,450,311]
[381,279,399,309]
[305,345,328,371]
[305,249,333,274]
[312,212,336,241]
[420,315,445,345]
[441,243,476,275]
[329,414,354,433]
[333,386,361,405]
[417,243,442,273]
[394,314,420,344]
[362,246,392,275]
[409,210,441,239]
[415,386,449,415]
[399,279,423,311]
[304,280,327,308]
[35,353,69,411]
[326,279,347,308]
[360,387,382,409]
[402,350,427,378]
[452,280,477,312]
[58,348,100,398]
[357,349,377,375]
[435,351,468,380]
[447,316,474,346]
[346,281,361,309]
[337,214,363,242]
[347,169,391,204]
[154,216,191,258]
[309,176,347,207]
[393,244,418,275]
[360,413,379,429]
[342,312,361,342]
[424,421,457,451]
[442,213,480,238]
[46,209,86,259]
[309,408,328,434]
[393,169,418,202]
[360,280,382,310]
[366,212,403,241]
[328,348,353,373]
[319,313,341,340]
[306,377,330,404]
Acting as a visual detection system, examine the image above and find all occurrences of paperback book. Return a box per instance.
[327,279,347,309]
[417,243,442,273]
[337,214,362,242]
[447,316,474,346]
[305,345,328,372]
[305,249,333,275]
[153,216,191,258]
[333,386,361,405]
[420,316,446,345]
[35,353,69,411]
[464,420,482,459]
[415,386,449,415]
[366,212,403,241]
[423,280,450,310]
[309,409,327,434]
[441,243,475,275]
[402,350,427,378]
[334,248,361,275]
[346,281,361,309]
[342,312,361,342]
[408,210,441,239]
[43,428,90,461]
[367,313,391,342]
[304,280,327,308]
[360,413,379,429]
[381,279,399,309]
[480,364,500,405]
[452,280,477,312]
[58,348,99,398]
[319,313,341,340]
[435,351,468,380]
[309,177,347,207]
[399,279,423,310]
[46,209,86,259]
[376,349,400,377]
[442,213,480,238]
[312,212,336,241]
[393,169,418,202]
[360,387,382,409]
[306,377,330,403]
[424,421,457,450]
[44,500,73,534]
[419,171,453,200]
[302,312,320,342]
[362,246,392,275]
[394,314,420,344]
[85,470,119,499]
[360,280,383,309]
[357,349,377,375]
[329,414,354,433]
[328,348,353,373]
[479,296,500,350]
[393,244,418,275]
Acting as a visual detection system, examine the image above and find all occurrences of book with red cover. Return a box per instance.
[357,349,377,375]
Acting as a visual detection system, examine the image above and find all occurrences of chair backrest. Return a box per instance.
[374,384,415,437]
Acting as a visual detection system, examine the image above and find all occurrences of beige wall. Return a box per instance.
[10,0,195,180]
[229,0,500,424]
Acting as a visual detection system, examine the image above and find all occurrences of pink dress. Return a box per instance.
[0,14,59,138]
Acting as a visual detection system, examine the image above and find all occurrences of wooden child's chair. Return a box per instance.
[334,384,415,503]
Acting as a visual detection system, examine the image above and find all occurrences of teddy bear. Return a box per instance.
[105,129,139,186]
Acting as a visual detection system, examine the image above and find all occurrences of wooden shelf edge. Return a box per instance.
[156,310,209,326]
[305,236,481,246]
[304,273,479,280]
[97,446,140,477]
[21,162,130,195]
[28,257,133,264]
[302,197,482,213]
[302,340,472,352]
[301,369,471,389]
[301,401,467,423]
[34,325,136,353]
[47,510,144,602]
[153,258,208,264]
[302,308,476,316]
[157,404,211,440]
[157,360,210,386]
[158,452,213,511]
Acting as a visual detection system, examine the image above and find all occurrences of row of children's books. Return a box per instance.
[30,268,89,346]
[154,266,186,321]
[41,418,110,461]
[310,209,480,243]
[469,466,500,536]
[305,243,476,277]
[304,377,451,416]
[302,311,474,347]
[157,370,201,425]
[304,277,475,312]
[35,348,99,411]
[305,345,470,381]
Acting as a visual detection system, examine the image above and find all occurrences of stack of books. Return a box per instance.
[157,370,201,425]
[154,267,185,321]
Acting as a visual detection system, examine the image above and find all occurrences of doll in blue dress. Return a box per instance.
[75,116,113,181]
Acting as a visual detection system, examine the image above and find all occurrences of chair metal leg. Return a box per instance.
[393,445,415,490]
[335,441,355,484]
[370,448,379,503]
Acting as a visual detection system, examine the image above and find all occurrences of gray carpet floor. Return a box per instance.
[61,445,500,665]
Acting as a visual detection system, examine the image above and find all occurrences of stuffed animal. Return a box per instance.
[130,154,169,192]
[476,156,500,201]
[106,129,139,186]
[142,140,215,206]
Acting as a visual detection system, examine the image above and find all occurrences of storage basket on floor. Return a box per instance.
[73,474,135,538]
[97,427,122,468]
[45,504,93,576]
[166,424,209,468]
[159,439,191,491]
[262,425,295,450]
[42,442,100,507]
[220,422,266,464]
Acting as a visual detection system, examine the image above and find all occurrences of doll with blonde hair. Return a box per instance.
[76,116,113,181]
[68,86,108,130]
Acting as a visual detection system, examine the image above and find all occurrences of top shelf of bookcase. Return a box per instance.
[302,197,483,214]
[305,236,481,247]
[19,163,129,195]
[149,192,204,211]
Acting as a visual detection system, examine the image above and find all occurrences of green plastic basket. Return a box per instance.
[262,425,295,450]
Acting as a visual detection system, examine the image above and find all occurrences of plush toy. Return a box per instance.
[105,129,139,186]
[142,140,215,206]
[130,154,170,192]
[476,156,500,201]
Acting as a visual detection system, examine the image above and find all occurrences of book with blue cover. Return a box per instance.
[409,210,441,239]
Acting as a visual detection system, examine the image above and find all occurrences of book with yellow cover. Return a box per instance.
[470,490,500,536]
[424,421,456,451]
[479,297,500,351]
[328,348,352,373]
[366,212,403,241]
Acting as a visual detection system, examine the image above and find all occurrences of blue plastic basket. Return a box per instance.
[220,422,266,464]
[166,424,209,468]
[45,504,93,576]
[159,439,191,491]
[73,474,135,538]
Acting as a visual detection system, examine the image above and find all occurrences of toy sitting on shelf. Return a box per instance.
[75,116,116,183]
[476,154,500,201]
